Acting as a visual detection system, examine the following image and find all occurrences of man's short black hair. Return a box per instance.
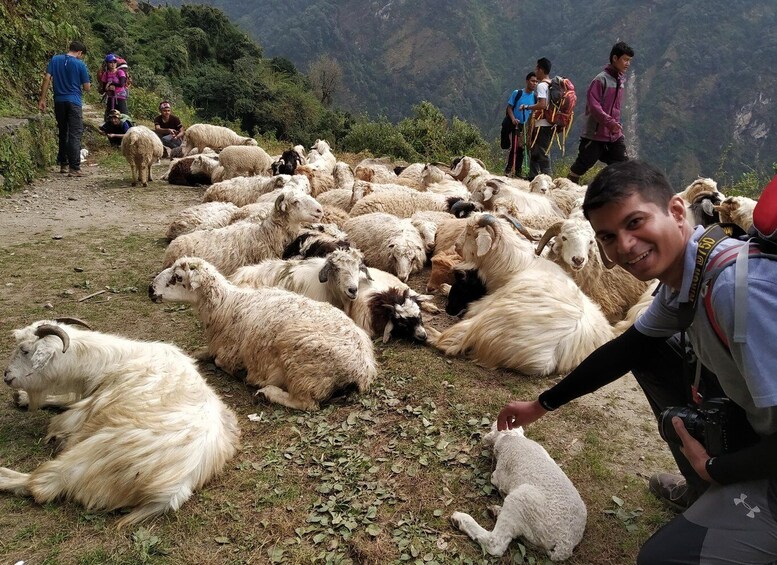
[69,41,87,54]
[525,71,537,81]
[610,41,634,63]
[536,58,552,75]
[582,160,675,220]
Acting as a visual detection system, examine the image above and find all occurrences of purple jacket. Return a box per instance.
[581,64,625,143]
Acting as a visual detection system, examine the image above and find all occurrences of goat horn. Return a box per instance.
[54,317,92,330]
[596,240,617,269]
[477,214,498,228]
[360,263,373,281]
[535,222,563,256]
[499,214,538,241]
[34,324,70,353]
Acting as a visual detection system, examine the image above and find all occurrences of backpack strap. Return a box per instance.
[512,89,523,111]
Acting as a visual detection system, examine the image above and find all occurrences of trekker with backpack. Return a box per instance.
[99,53,128,120]
[519,57,554,180]
[503,72,538,177]
[497,160,777,564]
[567,42,634,184]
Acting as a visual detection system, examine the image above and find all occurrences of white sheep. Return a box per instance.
[343,212,427,282]
[187,153,226,183]
[333,161,355,191]
[217,145,273,180]
[182,123,258,154]
[535,215,652,324]
[306,139,336,175]
[165,201,241,240]
[420,164,471,199]
[714,195,757,232]
[0,320,240,526]
[150,258,377,411]
[120,125,164,187]
[230,247,368,310]
[426,214,613,376]
[354,157,400,184]
[203,174,309,206]
[163,189,323,275]
[350,187,460,218]
[451,425,586,560]
[470,178,564,218]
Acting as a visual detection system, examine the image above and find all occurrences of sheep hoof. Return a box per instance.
[142,182,148,188]
[13,390,29,409]
[131,182,137,187]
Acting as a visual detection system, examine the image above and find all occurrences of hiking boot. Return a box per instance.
[68,169,88,178]
[648,473,695,512]
[59,164,69,174]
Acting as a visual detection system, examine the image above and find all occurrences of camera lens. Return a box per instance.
[659,406,706,446]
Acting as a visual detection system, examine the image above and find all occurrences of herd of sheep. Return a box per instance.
[1,121,760,559]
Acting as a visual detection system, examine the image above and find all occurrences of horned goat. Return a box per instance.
[150,258,376,411]
[1,319,239,526]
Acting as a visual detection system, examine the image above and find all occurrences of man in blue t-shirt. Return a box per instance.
[38,41,92,177]
[504,72,538,177]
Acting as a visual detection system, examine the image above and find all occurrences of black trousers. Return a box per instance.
[54,101,84,171]
[529,126,554,179]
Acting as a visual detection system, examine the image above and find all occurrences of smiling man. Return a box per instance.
[497,160,777,563]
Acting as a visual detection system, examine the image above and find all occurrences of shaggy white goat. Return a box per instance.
[120,125,164,187]
[150,258,377,411]
[230,247,368,310]
[343,212,427,282]
[165,201,240,240]
[426,214,612,375]
[306,139,337,175]
[182,123,258,154]
[163,189,323,275]
[451,425,586,560]
[535,215,652,324]
[714,195,757,232]
[217,145,273,180]
[0,320,239,526]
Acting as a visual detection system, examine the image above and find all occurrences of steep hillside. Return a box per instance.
[152,0,777,186]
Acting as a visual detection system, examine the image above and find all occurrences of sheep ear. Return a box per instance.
[185,262,203,289]
[475,228,494,257]
[275,193,287,213]
[382,320,394,343]
[318,262,331,283]
[31,340,58,370]
[360,264,373,281]
[596,240,617,269]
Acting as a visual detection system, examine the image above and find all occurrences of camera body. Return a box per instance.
[659,398,734,457]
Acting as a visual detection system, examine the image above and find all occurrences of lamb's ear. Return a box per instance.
[382,320,394,344]
[274,192,288,213]
[475,228,494,257]
[318,261,332,283]
[184,261,203,290]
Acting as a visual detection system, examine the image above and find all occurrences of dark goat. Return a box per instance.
[166,155,216,186]
[449,199,483,218]
[282,227,350,259]
[446,268,487,317]
[272,149,302,176]
[368,287,427,343]
[689,192,723,227]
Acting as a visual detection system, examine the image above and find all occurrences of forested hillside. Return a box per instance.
[151,0,777,187]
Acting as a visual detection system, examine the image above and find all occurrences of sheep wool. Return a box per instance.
[182,123,258,154]
[120,125,164,187]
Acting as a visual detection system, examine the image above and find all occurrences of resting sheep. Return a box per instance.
[203,174,307,206]
[714,195,757,232]
[182,123,258,154]
[426,214,612,376]
[282,224,350,259]
[343,213,427,282]
[161,150,218,186]
[272,148,303,175]
[350,188,462,218]
[0,319,240,526]
[165,201,240,240]
[163,189,323,275]
[451,425,586,561]
[120,125,164,187]
[216,145,273,180]
[150,258,377,411]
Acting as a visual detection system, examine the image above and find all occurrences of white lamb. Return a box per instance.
[426,214,613,375]
[229,247,369,310]
[150,258,377,411]
[343,212,427,282]
[120,125,164,187]
[217,145,273,180]
[306,139,336,175]
[163,189,323,275]
[182,123,258,154]
[451,425,586,561]
[0,320,240,526]
[350,187,459,218]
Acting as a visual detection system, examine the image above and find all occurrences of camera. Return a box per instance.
[658,398,736,457]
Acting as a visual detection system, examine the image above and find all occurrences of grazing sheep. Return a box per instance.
[343,213,427,282]
[203,174,306,206]
[451,425,586,560]
[0,320,240,526]
[161,150,218,186]
[535,215,652,324]
[120,125,164,187]
[163,189,323,275]
[343,267,434,343]
[230,247,369,310]
[182,123,258,154]
[426,214,613,376]
[714,195,757,232]
[165,201,240,240]
[150,258,377,411]
[217,145,273,180]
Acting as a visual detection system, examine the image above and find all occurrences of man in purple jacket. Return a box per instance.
[567,42,634,184]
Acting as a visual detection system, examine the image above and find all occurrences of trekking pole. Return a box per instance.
[521,123,530,178]
[511,124,519,176]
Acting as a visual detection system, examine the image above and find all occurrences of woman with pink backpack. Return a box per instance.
[98,53,128,120]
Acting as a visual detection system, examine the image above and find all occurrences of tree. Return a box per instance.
[308,55,343,107]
